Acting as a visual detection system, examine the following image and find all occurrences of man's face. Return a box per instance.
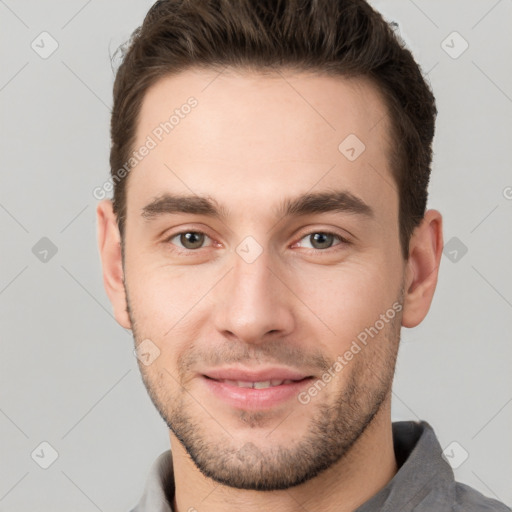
[122,69,406,490]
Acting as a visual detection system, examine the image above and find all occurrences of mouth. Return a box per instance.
[200,368,315,410]
[204,377,306,389]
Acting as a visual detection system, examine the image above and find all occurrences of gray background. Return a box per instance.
[1,0,511,510]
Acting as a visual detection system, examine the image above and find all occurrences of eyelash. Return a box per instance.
[163,229,351,255]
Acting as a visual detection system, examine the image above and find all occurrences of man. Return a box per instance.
[96,0,510,511]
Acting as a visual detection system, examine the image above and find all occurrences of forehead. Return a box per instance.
[127,68,397,223]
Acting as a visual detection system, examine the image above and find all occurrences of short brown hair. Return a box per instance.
[110,0,436,259]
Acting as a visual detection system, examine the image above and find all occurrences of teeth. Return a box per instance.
[220,379,296,388]
[236,380,254,388]
[252,381,271,389]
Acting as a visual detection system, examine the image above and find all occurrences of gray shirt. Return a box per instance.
[130,421,510,511]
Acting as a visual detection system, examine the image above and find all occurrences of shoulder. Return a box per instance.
[453,482,511,511]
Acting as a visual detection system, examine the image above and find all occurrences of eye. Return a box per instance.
[296,231,349,250]
[167,231,213,251]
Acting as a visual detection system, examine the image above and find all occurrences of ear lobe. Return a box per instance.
[96,199,132,329]
[401,209,443,328]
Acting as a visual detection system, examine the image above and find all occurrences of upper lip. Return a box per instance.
[202,367,312,382]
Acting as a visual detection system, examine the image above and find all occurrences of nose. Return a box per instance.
[211,249,295,345]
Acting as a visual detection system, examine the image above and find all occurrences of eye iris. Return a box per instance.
[310,233,334,249]
[180,232,204,249]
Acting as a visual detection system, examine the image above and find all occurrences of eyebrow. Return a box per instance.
[141,190,374,222]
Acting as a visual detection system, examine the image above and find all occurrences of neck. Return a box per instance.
[170,401,397,512]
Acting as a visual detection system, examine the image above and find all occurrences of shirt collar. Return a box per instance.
[355,420,455,512]
[132,420,455,512]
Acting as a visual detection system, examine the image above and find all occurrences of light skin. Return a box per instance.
[97,68,443,512]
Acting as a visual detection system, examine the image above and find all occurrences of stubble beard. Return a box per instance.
[126,288,402,491]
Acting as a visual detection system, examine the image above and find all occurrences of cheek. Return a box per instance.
[290,258,400,347]
[126,252,197,315]
[124,255,215,352]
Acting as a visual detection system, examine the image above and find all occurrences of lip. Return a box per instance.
[203,366,310,382]
[200,366,314,410]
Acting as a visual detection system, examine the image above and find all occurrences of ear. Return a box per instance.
[401,209,443,328]
[96,199,132,329]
